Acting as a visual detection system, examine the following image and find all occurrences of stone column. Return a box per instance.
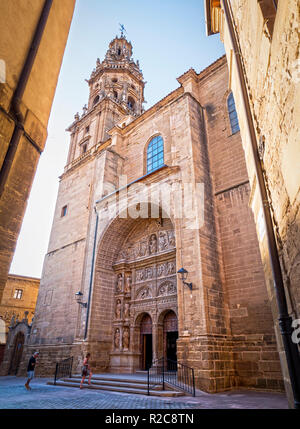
[152,323,158,363]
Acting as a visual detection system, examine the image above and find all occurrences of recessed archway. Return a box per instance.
[139,313,153,370]
[90,204,177,373]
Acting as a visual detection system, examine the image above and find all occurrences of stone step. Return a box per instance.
[71,374,148,385]
[61,376,163,391]
[47,380,185,397]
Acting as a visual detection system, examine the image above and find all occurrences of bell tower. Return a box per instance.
[66,33,145,166]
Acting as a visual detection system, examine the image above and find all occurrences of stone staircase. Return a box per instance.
[47,373,185,397]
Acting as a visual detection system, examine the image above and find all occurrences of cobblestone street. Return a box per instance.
[0,376,288,409]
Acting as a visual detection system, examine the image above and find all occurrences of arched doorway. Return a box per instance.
[140,314,152,370]
[163,311,178,369]
[8,332,25,375]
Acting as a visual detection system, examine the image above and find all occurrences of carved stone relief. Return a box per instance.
[157,281,177,296]
[116,228,175,263]
[111,219,177,360]
[136,286,153,300]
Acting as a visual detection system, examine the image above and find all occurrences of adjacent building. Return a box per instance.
[0,0,75,303]
[0,274,39,367]
[205,0,300,407]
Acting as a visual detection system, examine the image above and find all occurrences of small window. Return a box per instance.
[61,205,68,217]
[85,126,89,134]
[227,92,240,134]
[82,143,87,154]
[112,78,118,83]
[113,91,118,100]
[147,135,164,174]
[127,96,135,110]
[14,289,23,299]
[93,95,99,106]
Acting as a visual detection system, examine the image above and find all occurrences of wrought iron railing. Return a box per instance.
[147,357,195,396]
[147,357,165,395]
[54,356,73,385]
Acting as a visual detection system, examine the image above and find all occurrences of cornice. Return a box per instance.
[7,274,40,282]
[95,164,180,207]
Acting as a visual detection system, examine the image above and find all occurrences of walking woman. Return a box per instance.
[80,353,93,388]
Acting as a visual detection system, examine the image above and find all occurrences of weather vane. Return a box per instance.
[119,23,127,37]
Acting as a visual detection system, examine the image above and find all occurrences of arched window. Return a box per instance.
[147,135,164,174]
[227,92,240,134]
[93,95,99,106]
[127,96,135,110]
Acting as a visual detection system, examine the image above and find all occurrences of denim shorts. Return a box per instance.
[27,370,34,379]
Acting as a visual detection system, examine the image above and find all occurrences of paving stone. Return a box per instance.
[0,376,288,409]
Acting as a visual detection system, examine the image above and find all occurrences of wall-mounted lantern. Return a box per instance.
[75,291,87,308]
[177,267,193,291]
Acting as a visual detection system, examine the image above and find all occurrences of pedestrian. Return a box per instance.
[80,352,93,389]
[25,351,39,390]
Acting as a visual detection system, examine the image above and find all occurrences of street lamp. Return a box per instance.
[177,267,193,291]
[75,291,87,308]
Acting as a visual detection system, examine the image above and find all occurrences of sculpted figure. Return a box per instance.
[114,328,120,349]
[167,261,176,275]
[115,299,122,319]
[116,273,123,293]
[138,239,148,257]
[124,302,130,319]
[122,327,130,350]
[124,274,132,293]
[158,231,168,251]
[149,234,157,254]
[157,264,165,277]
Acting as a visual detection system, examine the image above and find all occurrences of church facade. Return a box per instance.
[3,35,284,393]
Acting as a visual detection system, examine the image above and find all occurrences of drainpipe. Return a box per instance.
[0,0,53,197]
[221,0,300,408]
[84,207,99,340]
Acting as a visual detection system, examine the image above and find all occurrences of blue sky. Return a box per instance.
[10,0,224,278]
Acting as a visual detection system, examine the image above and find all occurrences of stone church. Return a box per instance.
[1,34,284,393]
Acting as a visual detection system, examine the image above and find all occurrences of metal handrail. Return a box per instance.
[54,356,73,385]
[147,357,165,395]
[147,357,195,396]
